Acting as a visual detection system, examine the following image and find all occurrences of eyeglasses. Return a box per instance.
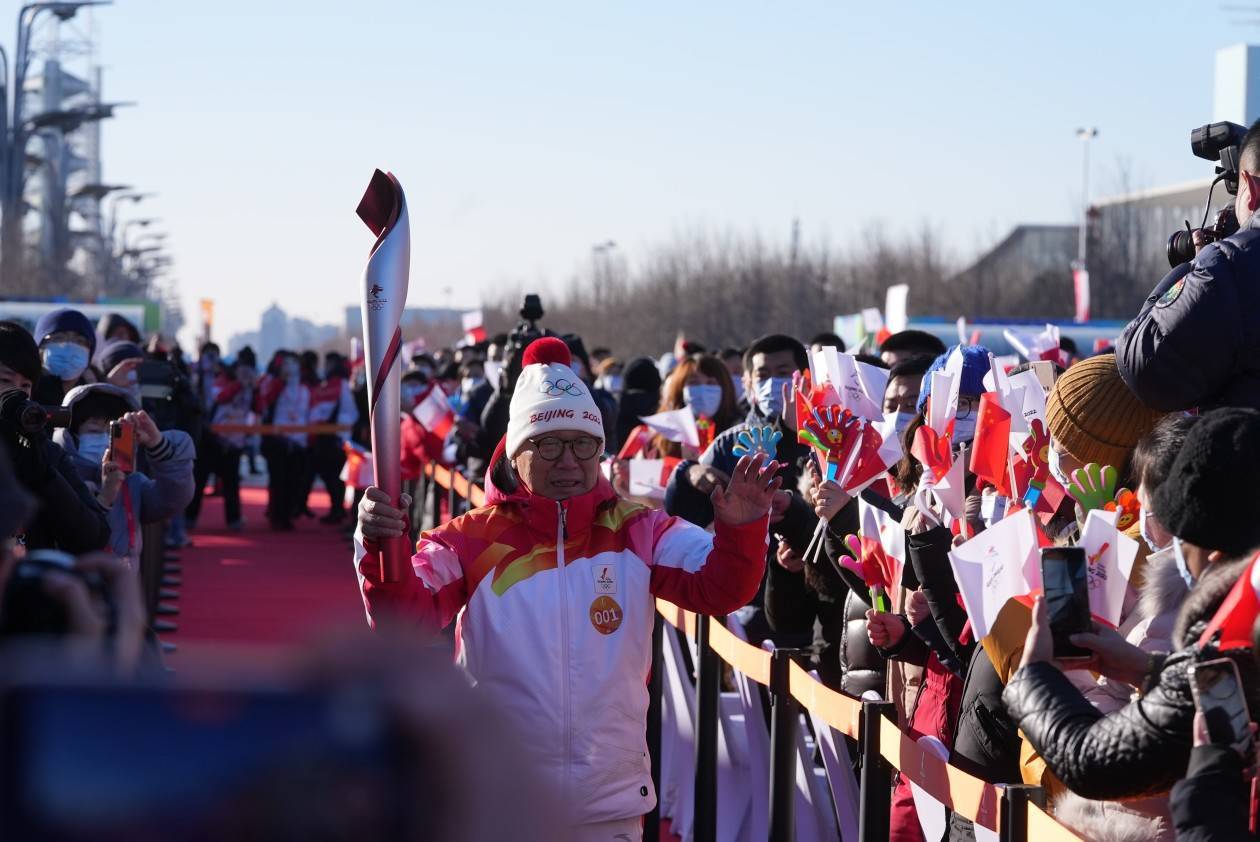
[955,395,979,420]
[529,436,602,462]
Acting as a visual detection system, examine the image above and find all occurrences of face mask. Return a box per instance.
[1172,536,1196,588]
[731,377,746,404]
[602,375,624,394]
[894,411,916,435]
[1047,445,1073,488]
[754,376,793,418]
[462,377,486,394]
[401,383,423,407]
[281,362,300,382]
[77,431,109,465]
[1139,507,1168,553]
[951,414,976,444]
[684,384,723,419]
[42,342,89,381]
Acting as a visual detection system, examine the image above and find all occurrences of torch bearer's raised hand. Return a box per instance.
[712,453,783,526]
[358,487,413,541]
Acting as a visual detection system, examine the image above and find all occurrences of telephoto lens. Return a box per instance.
[1166,229,1196,268]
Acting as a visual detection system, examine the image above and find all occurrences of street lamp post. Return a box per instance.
[1076,127,1098,268]
[0,1,111,287]
[591,239,616,306]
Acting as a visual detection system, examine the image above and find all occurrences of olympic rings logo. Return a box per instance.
[540,378,584,397]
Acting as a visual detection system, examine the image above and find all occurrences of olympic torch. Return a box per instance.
[356,169,410,582]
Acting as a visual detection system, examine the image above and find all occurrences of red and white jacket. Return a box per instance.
[354,470,767,825]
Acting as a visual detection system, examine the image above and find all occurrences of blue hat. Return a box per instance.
[34,308,96,359]
[95,339,144,375]
[916,345,991,414]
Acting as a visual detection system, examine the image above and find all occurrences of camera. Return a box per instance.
[0,393,71,434]
[1166,121,1249,267]
[501,294,553,392]
[0,550,115,638]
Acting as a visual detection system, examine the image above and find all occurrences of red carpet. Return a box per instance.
[173,485,365,647]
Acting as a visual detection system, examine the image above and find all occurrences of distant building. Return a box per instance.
[227,303,341,363]
[343,305,467,348]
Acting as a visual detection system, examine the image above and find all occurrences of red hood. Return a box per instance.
[482,436,618,536]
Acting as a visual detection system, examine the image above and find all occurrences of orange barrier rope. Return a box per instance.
[422,463,486,508]
[423,458,1085,841]
[707,617,771,687]
[210,423,352,435]
[1027,801,1084,841]
[787,660,862,740]
[879,715,1002,831]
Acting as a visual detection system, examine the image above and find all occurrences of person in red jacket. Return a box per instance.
[354,337,780,842]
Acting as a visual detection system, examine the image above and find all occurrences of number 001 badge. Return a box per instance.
[589,595,623,635]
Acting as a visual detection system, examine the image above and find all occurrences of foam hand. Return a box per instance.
[733,425,782,458]
[1067,463,1118,514]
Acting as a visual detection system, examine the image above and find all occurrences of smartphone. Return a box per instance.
[1040,546,1091,659]
[109,419,136,473]
[1192,658,1253,754]
[1029,360,1057,394]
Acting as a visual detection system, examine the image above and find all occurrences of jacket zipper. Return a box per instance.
[557,502,572,802]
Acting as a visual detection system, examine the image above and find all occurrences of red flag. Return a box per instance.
[911,424,952,483]
[1199,553,1260,651]
[969,393,1011,495]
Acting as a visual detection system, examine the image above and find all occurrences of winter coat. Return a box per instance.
[1117,212,1260,411]
[762,497,870,693]
[1002,556,1260,801]
[354,452,769,826]
[55,384,196,561]
[1170,745,1252,842]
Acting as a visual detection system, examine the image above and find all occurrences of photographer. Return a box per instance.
[0,322,110,553]
[1117,118,1260,411]
[53,384,195,563]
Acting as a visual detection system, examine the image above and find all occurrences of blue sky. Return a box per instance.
[1,0,1247,346]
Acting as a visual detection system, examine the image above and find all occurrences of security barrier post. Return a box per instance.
[693,613,719,842]
[644,612,664,842]
[858,700,896,842]
[999,784,1044,842]
[768,648,806,842]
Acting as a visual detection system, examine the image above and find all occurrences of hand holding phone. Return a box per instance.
[1040,546,1092,660]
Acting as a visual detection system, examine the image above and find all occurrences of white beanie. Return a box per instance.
[507,337,605,457]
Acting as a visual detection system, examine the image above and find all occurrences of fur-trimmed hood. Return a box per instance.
[1174,555,1252,649]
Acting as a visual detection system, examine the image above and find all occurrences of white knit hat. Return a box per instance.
[507,337,605,457]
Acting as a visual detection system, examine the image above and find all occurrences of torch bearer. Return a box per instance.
[356,169,411,582]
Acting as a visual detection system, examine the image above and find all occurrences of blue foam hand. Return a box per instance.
[733,425,782,458]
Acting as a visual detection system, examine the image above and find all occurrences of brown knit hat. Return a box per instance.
[1045,353,1166,469]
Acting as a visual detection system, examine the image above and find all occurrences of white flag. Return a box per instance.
[1080,509,1139,628]
[640,406,700,449]
[948,508,1040,640]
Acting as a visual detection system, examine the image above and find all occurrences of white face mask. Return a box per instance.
[1139,507,1169,553]
[1172,536,1196,588]
[1047,445,1073,488]
[77,431,109,465]
[952,414,976,445]
[683,384,723,419]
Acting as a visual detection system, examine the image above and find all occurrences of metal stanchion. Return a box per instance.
[430,467,442,528]
[644,612,664,842]
[858,700,896,842]
[999,784,1044,842]
[692,614,719,842]
[768,648,807,842]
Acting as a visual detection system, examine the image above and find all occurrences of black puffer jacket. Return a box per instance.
[763,498,867,692]
[1117,214,1260,411]
[1002,556,1260,800]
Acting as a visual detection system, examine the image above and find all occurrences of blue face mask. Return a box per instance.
[42,342,89,381]
[683,384,723,419]
[754,376,793,418]
[77,431,109,466]
[894,411,916,435]
[1172,536,1196,588]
